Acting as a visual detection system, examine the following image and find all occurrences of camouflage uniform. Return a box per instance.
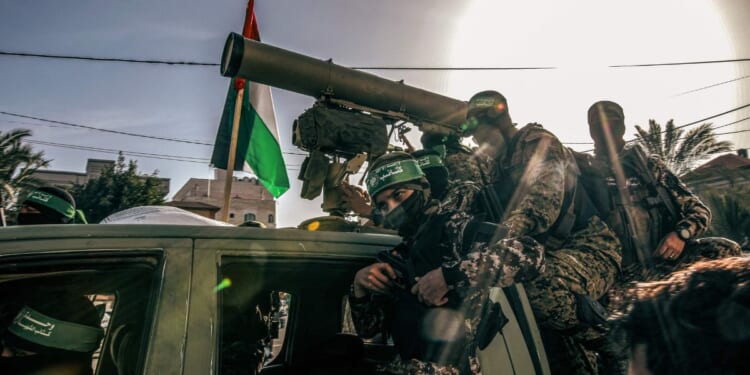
[475,123,622,375]
[576,145,742,374]
[349,181,546,374]
[581,145,742,315]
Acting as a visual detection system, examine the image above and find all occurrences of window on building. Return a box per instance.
[229,213,235,219]
[268,214,274,224]
[244,213,256,222]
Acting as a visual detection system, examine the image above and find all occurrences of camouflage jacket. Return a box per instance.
[349,181,545,373]
[586,145,711,262]
[481,123,571,239]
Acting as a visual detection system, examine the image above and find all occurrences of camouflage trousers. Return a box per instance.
[524,216,621,330]
[376,357,461,375]
[523,216,622,375]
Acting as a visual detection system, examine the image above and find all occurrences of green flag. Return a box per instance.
[210,81,290,198]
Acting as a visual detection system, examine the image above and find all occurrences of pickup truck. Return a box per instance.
[0,224,549,374]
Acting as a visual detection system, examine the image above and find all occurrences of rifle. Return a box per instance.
[375,250,416,292]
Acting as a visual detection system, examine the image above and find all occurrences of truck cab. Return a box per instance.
[0,224,548,374]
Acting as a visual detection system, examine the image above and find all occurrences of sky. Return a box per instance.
[1,0,748,227]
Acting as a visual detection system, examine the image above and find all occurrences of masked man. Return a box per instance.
[462,91,622,374]
[348,151,545,374]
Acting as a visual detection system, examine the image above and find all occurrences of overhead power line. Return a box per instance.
[0,111,213,146]
[0,51,218,66]
[673,75,750,97]
[673,104,750,130]
[610,58,750,68]
[27,139,210,164]
[0,111,312,157]
[574,106,750,151]
[3,50,749,70]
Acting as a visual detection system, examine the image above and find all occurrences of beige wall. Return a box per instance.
[171,170,277,227]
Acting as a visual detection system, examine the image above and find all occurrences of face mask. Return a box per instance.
[382,191,424,236]
[0,354,67,374]
[16,213,57,226]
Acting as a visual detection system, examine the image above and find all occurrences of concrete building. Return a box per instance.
[682,150,750,194]
[33,158,170,196]
[170,169,277,227]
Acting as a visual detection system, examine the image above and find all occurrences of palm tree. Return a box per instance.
[634,119,732,176]
[704,189,750,248]
[0,129,50,212]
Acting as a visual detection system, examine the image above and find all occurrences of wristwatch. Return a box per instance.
[676,227,693,241]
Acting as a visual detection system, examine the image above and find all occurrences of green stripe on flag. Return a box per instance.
[211,82,290,198]
[245,106,289,197]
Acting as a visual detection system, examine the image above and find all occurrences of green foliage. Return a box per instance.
[703,187,750,248]
[634,120,732,176]
[0,129,50,211]
[71,153,166,223]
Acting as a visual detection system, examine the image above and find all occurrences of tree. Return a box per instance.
[703,188,750,249]
[634,120,732,176]
[0,129,50,212]
[72,153,166,223]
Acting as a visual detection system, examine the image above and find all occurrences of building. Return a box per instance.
[33,158,170,196]
[170,169,276,227]
[682,150,750,194]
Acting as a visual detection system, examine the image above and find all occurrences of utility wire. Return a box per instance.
[3,50,749,70]
[27,139,210,163]
[0,111,213,146]
[575,107,750,151]
[0,51,218,66]
[0,111,310,157]
[609,58,750,68]
[672,104,750,130]
[673,75,750,97]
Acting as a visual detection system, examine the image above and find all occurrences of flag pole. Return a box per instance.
[221,87,245,222]
[220,0,257,223]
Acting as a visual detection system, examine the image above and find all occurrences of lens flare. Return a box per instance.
[213,278,232,292]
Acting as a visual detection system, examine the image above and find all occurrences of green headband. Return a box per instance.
[468,96,501,112]
[366,159,424,196]
[416,154,444,170]
[8,306,103,353]
[24,190,75,219]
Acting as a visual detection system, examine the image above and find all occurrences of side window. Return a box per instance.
[218,271,292,374]
[218,256,361,374]
[0,253,161,375]
[268,214,274,224]
[244,213,256,222]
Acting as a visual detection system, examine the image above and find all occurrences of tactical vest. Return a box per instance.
[478,124,599,250]
[576,146,679,268]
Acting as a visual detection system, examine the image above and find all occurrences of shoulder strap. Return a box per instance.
[629,147,679,221]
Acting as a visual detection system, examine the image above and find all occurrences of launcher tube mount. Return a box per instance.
[220,32,468,131]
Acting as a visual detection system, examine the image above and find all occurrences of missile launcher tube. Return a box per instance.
[221,32,468,129]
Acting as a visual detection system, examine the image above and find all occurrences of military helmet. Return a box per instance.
[366,151,426,198]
